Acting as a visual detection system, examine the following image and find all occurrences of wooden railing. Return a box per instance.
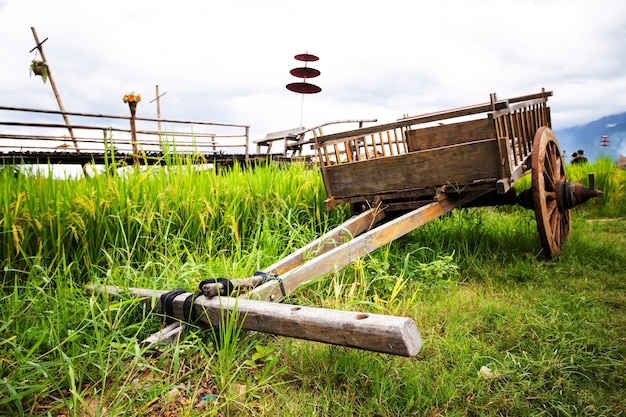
[0,105,250,163]
[313,90,552,170]
[491,96,551,181]
[254,119,378,156]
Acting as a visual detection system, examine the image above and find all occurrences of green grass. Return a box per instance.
[1,159,625,416]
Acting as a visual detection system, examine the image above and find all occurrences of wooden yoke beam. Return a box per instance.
[88,285,422,357]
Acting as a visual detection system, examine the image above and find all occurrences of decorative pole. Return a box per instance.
[30,26,80,154]
[123,92,141,166]
[286,52,321,128]
[600,135,610,148]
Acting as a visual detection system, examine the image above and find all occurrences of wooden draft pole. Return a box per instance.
[244,191,490,303]
[30,27,80,154]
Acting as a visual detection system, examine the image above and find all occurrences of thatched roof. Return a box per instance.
[619,155,626,169]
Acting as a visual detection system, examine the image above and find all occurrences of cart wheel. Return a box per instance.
[532,126,571,258]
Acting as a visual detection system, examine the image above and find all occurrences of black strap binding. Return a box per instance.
[198,278,235,296]
[161,277,236,325]
[254,270,285,297]
[160,288,185,324]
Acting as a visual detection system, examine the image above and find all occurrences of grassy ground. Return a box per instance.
[1,159,625,416]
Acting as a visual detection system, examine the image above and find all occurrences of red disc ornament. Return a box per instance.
[286,82,322,94]
[600,135,610,147]
[290,67,321,78]
[286,53,321,94]
[294,53,319,62]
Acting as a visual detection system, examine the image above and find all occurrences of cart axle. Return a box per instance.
[518,173,603,210]
[556,174,603,210]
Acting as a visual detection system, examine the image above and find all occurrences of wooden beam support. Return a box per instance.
[88,285,422,357]
[244,193,483,303]
[260,206,386,276]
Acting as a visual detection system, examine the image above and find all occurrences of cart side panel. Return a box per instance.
[492,97,552,181]
[407,118,496,152]
[324,138,502,200]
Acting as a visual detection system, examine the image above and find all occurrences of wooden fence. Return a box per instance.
[0,105,250,165]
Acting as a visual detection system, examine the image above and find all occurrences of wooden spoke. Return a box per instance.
[531,127,571,258]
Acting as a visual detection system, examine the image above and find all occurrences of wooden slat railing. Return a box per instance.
[492,96,551,180]
[0,105,250,163]
[313,90,552,170]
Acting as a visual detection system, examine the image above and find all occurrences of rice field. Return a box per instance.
[1,157,625,416]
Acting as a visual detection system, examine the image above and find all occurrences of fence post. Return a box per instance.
[245,126,250,164]
[124,92,141,166]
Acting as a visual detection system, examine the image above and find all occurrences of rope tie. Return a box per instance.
[160,277,235,325]
[182,292,201,324]
[198,278,235,296]
[254,270,285,297]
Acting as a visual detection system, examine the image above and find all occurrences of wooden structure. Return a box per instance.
[0,105,251,166]
[89,207,425,357]
[29,27,80,154]
[254,119,377,156]
[314,89,601,259]
[90,90,603,358]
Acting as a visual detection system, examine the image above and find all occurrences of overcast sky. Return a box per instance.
[1,0,625,141]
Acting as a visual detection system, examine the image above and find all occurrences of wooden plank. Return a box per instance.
[261,206,386,276]
[197,207,387,297]
[244,193,483,304]
[406,118,496,152]
[253,127,304,144]
[328,181,498,208]
[323,139,502,200]
[489,97,548,119]
[88,285,422,357]
[497,135,513,184]
[315,91,552,147]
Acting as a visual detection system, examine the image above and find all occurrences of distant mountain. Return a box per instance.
[554,112,626,162]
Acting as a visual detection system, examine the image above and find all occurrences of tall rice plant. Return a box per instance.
[0,160,347,286]
[566,156,625,216]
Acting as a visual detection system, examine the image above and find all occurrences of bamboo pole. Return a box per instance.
[30,27,80,154]
[155,85,162,133]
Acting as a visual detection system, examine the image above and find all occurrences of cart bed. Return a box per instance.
[314,90,552,210]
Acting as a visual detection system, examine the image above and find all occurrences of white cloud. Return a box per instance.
[1,0,626,142]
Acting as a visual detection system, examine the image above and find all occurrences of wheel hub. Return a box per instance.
[555,174,603,211]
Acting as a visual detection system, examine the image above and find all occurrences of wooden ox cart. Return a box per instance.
[90,90,601,358]
[313,89,601,259]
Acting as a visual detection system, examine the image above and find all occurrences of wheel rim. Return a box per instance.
[532,127,571,258]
